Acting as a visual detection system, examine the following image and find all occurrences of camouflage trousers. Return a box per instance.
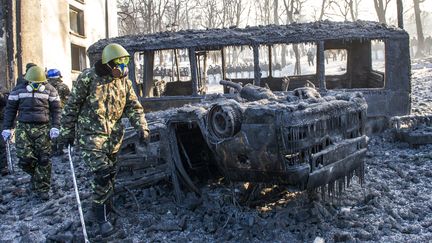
[81,149,118,205]
[15,122,52,192]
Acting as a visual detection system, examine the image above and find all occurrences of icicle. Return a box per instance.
[359,162,365,186]
[320,185,326,200]
[338,178,344,196]
[347,172,351,187]
[354,163,365,186]
[331,181,335,199]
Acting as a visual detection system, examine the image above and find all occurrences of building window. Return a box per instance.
[71,44,87,71]
[69,6,84,36]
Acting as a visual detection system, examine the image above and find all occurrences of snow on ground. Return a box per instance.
[1,57,432,243]
[411,57,432,115]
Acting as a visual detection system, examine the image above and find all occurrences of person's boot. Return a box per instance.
[86,202,112,224]
[84,204,97,224]
[94,203,115,237]
[107,197,123,217]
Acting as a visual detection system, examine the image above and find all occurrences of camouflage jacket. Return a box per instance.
[60,68,148,152]
[48,78,70,108]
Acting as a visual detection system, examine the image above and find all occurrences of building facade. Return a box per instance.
[0,0,118,89]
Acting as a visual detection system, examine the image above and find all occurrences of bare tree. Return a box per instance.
[117,0,170,35]
[373,0,391,24]
[118,0,200,35]
[221,0,244,27]
[153,0,170,32]
[396,0,403,28]
[328,0,361,21]
[117,0,141,35]
[282,0,306,75]
[183,0,201,29]
[200,0,221,28]
[167,0,192,29]
[274,0,279,25]
[255,0,273,25]
[330,0,350,20]
[220,0,245,63]
[348,0,361,21]
[317,0,332,20]
[413,0,425,57]
[144,0,154,33]
[234,0,244,26]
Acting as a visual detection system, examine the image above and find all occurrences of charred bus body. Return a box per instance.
[87,21,409,199]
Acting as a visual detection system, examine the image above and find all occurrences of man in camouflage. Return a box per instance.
[47,69,70,155]
[47,69,70,108]
[1,62,38,174]
[2,66,62,200]
[60,43,149,237]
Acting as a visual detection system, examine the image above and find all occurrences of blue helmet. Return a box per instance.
[47,69,62,79]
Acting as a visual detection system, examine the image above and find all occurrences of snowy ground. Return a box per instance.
[1,57,432,243]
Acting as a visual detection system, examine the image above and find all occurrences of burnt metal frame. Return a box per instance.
[134,39,386,96]
[88,21,411,129]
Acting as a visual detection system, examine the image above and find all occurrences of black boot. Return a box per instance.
[107,197,124,217]
[94,203,115,237]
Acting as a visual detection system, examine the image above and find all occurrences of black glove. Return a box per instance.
[66,137,75,147]
[59,136,74,150]
[138,129,150,144]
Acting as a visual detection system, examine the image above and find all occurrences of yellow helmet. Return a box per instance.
[102,43,130,64]
[24,66,47,83]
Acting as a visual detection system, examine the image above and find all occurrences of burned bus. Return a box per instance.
[87,20,409,199]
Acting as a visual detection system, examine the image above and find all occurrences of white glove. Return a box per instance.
[2,129,11,141]
[50,128,60,139]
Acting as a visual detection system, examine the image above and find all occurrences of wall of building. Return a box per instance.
[10,0,118,88]
[0,37,5,90]
[21,0,44,72]
[40,0,69,84]
[66,0,119,85]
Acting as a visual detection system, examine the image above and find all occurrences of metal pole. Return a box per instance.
[253,45,261,86]
[68,145,89,243]
[317,41,326,92]
[5,139,14,174]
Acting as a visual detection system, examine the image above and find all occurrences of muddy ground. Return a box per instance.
[1,58,432,243]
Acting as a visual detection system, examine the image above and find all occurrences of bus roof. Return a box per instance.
[88,20,408,56]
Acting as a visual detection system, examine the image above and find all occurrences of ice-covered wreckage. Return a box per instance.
[390,115,432,147]
[87,20,410,199]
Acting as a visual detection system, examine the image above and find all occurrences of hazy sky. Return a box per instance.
[299,0,431,22]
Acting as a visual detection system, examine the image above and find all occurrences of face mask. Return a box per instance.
[26,82,46,92]
[111,57,130,78]
[111,63,129,78]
